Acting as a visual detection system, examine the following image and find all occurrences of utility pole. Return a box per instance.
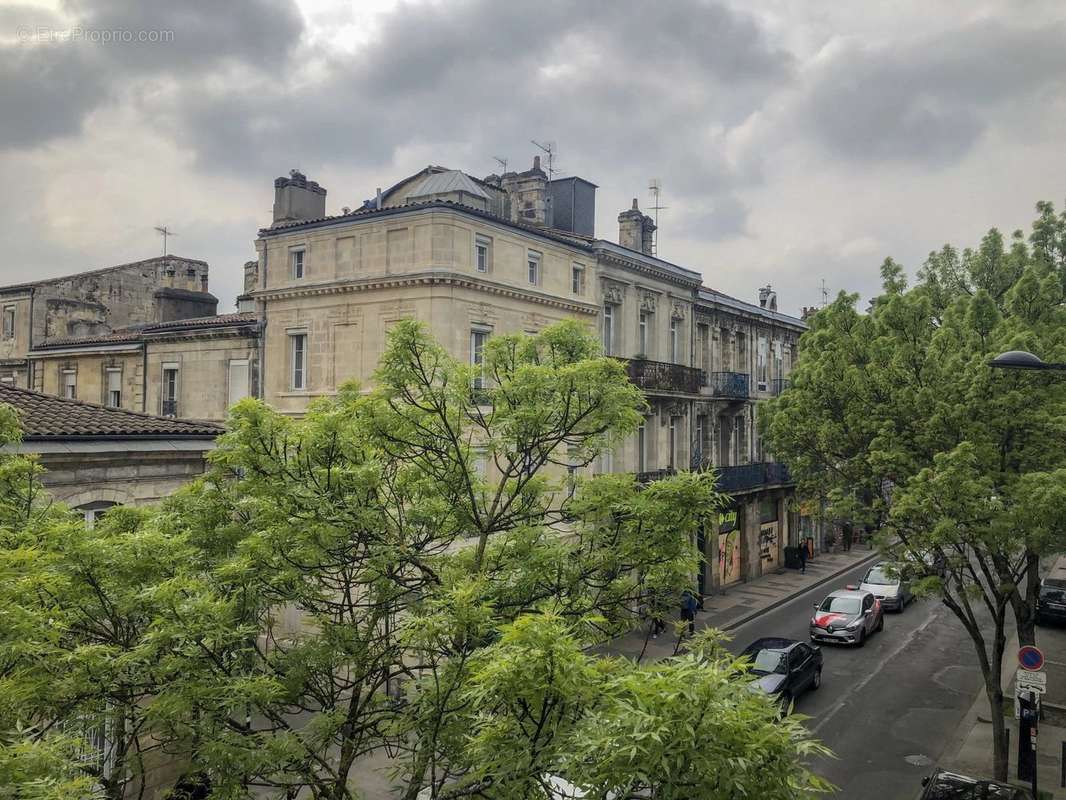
[530,139,556,181]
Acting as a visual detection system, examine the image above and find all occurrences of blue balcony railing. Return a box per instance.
[713,462,793,493]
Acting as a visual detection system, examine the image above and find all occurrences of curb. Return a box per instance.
[718,550,881,633]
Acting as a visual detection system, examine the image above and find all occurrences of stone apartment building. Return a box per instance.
[250,160,816,596]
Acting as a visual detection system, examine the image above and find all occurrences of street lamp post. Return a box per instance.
[990,350,1066,372]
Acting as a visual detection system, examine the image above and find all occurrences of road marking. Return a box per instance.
[810,604,944,735]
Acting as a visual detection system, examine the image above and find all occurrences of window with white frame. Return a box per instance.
[475,235,492,273]
[470,328,489,389]
[2,306,14,339]
[161,363,179,416]
[668,416,679,470]
[638,310,650,356]
[695,415,705,466]
[105,368,121,408]
[670,318,680,363]
[571,263,585,295]
[290,248,305,280]
[289,333,307,390]
[603,304,615,356]
[772,340,783,380]
[228,359,250,406]
[62,368,77,400]
[527,250,541,285]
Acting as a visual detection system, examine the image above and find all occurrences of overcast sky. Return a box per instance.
[2,0,1065,316]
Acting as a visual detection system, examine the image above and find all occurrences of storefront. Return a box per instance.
[758,497,780,572]
[717,503,742,587]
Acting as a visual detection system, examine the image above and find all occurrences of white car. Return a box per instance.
[857,563,912,612]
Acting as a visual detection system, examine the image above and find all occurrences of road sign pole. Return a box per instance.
[1031,691,1039,799]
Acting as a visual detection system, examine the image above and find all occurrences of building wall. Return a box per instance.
[0,293,33,385]
[33,350,143,409]
[145,334,259,422]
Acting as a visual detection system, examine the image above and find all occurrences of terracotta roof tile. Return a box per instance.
[0,385,223,439]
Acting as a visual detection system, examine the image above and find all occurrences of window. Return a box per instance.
[291,249,305,280]
[228,359,250,406]
[527,250,541,285]
[638,310,649,356]
[670,319,680,363]
[734,416,746,465]
[737,331,747,368]
[637,422,647,473]
[62,368,76,400]
[289,333,307,390]
[697,324,709,373]
[470,329,489,389]
[2,306,14,339]
[668,416,678,470]
[720,327,732,370]
[772,340,783,379]
[571,263,585,295]
[161,364,179,417]
[603,305,615,356]
[105,368,121,408]
[756,335,768,390]
[695,415,706,466]
[475,235,492,273]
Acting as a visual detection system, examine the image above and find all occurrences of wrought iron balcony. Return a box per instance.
[161,399,178,418]
[635,468,677,484]
[712,461,793,493]
[625,358,704,394]
[707,371,750,399]
[770,378,791,396]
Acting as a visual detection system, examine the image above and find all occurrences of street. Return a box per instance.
[726,562,986,800]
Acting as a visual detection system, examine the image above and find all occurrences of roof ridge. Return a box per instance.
[0,255,208,294]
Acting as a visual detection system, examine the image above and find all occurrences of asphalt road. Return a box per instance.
[725,561,986,800]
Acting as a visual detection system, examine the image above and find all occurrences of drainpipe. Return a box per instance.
[27,287,34,389]
[141,342,148,413]
[257,246,267,399]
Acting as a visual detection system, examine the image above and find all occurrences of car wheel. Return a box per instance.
[857,629,866,648]
[812,668,821,691]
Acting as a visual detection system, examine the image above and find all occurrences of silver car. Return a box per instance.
[857,563,912,612]
[809,589,884,646]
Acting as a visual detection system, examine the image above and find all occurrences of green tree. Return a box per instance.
[761,201,1066,780]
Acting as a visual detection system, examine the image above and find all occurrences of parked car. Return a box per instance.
[1036,576,1066,625]
[856,563,912,612]
[740,637,822,710]
[810,589,883,646]
[918,767,1033,799]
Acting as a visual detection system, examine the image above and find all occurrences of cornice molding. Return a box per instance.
[254,271,600,316]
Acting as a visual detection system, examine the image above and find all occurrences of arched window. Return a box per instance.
[76,500,119,528]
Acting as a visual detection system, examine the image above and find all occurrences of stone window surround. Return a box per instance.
[571,262,586,295]
[475,234,492,274]
[104,366,122,408]
[2,305,14,339]
[527,249,542,286]
[290,245,306,280]
[287,328,309,392]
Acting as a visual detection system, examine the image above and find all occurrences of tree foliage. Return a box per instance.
[760,201,1066,780]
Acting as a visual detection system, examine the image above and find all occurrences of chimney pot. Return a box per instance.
[533,155,541,171]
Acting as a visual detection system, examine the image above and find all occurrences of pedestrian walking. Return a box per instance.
[680,589,698,637]
[798,542,808,574]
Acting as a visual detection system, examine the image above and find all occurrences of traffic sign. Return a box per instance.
[1017,669,1048,695]
[1019,645,1044,671]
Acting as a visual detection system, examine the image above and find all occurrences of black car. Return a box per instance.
[1036,577,1066,625]
[919,768,1032,799]
[739,637,822,710]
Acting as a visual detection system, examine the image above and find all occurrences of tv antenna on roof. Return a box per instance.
[648,179,668,256]
[530,139,557,182]
[820,278,829,307]
[154,225,177,256]
[492,156,508,173]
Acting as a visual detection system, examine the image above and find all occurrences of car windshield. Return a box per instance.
[748,648,787,675]
[1043,578,1066,590]
[864,567,896,586]
[819,596,861,614]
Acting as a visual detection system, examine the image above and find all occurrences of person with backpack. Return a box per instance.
[680,589,698,636]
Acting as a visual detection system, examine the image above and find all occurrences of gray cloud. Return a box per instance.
[796,19,1066,166]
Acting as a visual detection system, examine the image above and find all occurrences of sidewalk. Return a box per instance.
[941,555,1066,798]
[597,544,880,661]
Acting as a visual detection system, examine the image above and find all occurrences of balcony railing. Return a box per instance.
[635,468,676,484]
[713,461,793,493]
[707,371,750,399]
[161,399,178,418]
[770,378,791,396]
[624,358,704,394]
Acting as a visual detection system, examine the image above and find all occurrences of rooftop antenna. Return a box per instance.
[154,225,176,257]
[530,139,557,182]
[648,179,668,256]
[820,278,829,307]
[492,156,508,173]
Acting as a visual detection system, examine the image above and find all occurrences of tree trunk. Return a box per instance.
[1013,550,1041,649]
[988,612,1009,782]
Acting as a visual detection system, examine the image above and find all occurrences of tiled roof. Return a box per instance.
[35,329,147,348]
[0,385,222,439]
[143,312,258,332]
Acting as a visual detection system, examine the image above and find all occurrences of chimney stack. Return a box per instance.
[272,169,327,226]
[618,198,656,255]
[758,285,778,311]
